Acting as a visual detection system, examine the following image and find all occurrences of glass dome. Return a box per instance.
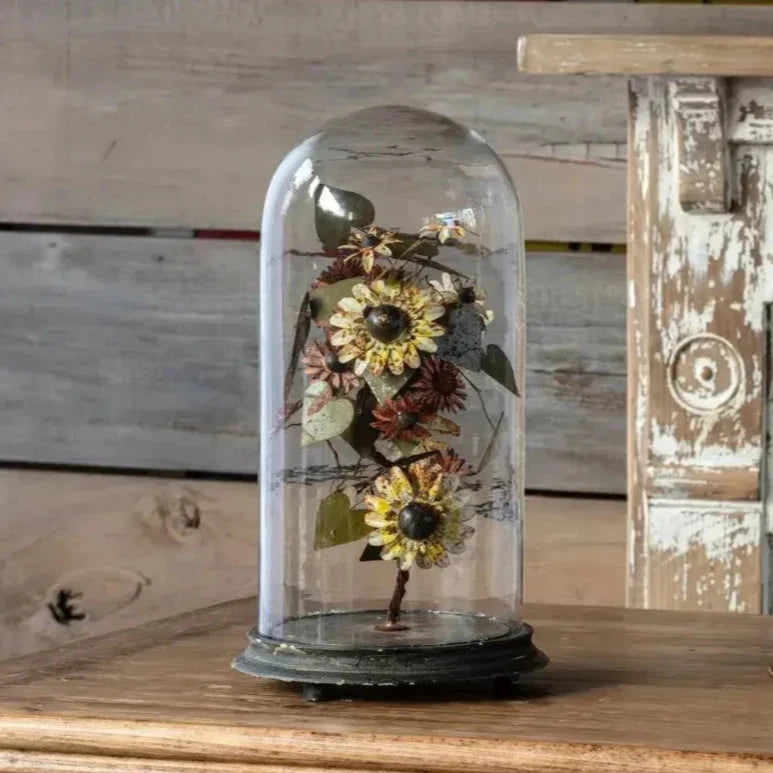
[235,106,545,693]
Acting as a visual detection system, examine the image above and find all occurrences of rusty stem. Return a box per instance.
[386,568,410,625]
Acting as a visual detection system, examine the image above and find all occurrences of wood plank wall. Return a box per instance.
[2,233,625,493]
[2,2,773,241]
[4,2,772,659]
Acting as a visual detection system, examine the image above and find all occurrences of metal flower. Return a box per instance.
[329,278,445,376]
[435,449,473,477]
[301,339,362,394]
[428,272,494,326]
[311,255,381,289]
[340,226,402,273]
[411,356,467,414]
[371,395,460,444]
[419,218,466,245]
[364,459,474,570]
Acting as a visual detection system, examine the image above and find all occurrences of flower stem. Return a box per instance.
[461,372,497,431]
[377,567,410,631]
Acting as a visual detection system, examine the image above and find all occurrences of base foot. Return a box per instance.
[492,674,521,697]
[302,683,336,702]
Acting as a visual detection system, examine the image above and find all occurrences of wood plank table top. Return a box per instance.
[1,598,772,773]
[518,35,773,76]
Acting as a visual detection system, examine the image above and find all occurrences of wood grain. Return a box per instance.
[0,468,625,661]
[626,75,773,613]
[647,500,762,613]
[518,35,773,77]
[1,598,773,772]
[3,3,773,241]
[0,233,626,493]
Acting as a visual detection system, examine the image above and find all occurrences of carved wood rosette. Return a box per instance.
[628,75,773,612]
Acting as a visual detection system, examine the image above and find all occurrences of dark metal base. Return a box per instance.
[232,609,547,699]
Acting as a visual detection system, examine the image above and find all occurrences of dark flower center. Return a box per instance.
[362,234,380,248]
[398,502,441,541]
[324,352,349,373]
[458,287,477,304]
[435,370,459,396]
[364,304,409,344]
[396,411,420,430]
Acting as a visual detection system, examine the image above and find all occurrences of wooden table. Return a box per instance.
[1,599,772,772]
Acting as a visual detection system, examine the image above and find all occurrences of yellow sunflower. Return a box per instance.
[363,459,474,570]
[329,278,445,376]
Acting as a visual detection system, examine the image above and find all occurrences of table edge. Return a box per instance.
[0,714,771,773]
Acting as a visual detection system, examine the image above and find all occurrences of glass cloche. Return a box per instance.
[234,106,546,698]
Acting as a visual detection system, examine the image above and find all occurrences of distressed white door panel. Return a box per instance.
[647,499,761,613]
[629,75,773,612]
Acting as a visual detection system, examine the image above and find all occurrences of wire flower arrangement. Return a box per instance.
[280,184,520,630]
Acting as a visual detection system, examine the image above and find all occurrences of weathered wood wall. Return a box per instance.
[2,2,773,242]
[1,233,625,492]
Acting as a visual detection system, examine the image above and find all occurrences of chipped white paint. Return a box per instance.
[729,80,773,144]
[629,74,773,613]
[649,425,759,469]
[648,499,761,612]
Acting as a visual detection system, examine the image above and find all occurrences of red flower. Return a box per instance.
[311,255,383,289]
[370,396,435,443]
[436,449,472,477]
[302,339,362,394]
[411,356,467,413]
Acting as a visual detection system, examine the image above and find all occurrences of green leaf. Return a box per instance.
[309,277,362,325]
[314,491,371,549]
[341,386,380,458]
[363,368,412,403]
[391,233,439,259]
[301,381,354,447]
[475,410,504,475]
[314,184,375,252]
[480,344,520,397]
[390,233,470,279]
[284,292,311,401]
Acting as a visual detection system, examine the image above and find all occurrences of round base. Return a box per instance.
[232,609,548,689]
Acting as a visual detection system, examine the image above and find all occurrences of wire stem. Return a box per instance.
[385,568,410,626]
[461,372,497,431]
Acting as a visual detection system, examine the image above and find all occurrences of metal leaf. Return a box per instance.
[480,344,520,397]
[309,277,362,325]
[363,368,412,404]
[389,233,470,278]
[284,292,311,401]
[314,491,371,550]
[301,381,354,447]
[314,184,375,252]
[342,386,379,459]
